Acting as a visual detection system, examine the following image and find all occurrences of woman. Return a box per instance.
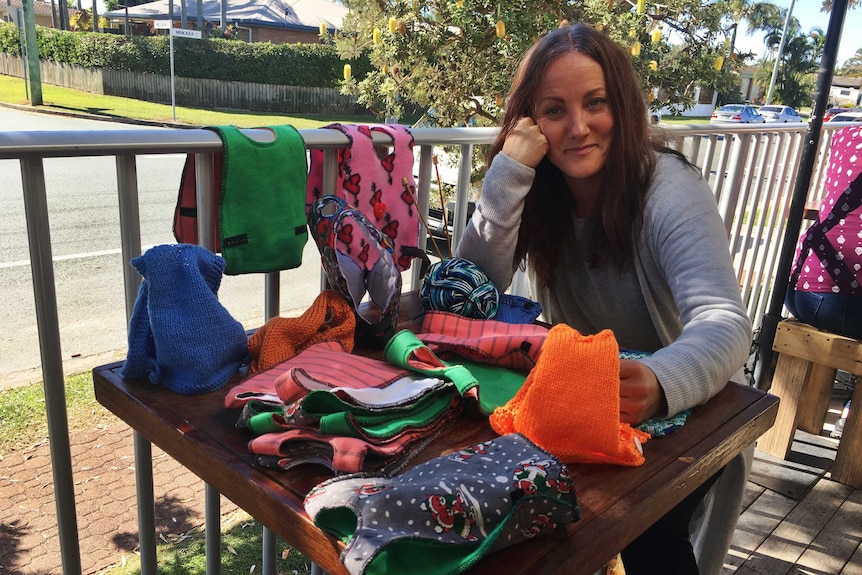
[455,23,752,575]
[785,125,862,341]
[785,125,862,439]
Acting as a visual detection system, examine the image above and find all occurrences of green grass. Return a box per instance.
[0,372,114,454]
[0,73,378,128]
[108,508,313,575]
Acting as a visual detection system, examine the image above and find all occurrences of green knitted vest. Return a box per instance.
[212,124,308,275]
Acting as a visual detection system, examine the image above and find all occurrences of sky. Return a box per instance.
[734,1,862,67]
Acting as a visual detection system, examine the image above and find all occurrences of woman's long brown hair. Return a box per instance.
[489,24,660,287]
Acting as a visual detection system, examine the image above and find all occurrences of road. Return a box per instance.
[0,107,323,389]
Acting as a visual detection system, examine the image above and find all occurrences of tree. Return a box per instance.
[103,0,150,12]
[756,27,822,107]
[838,47,862,76]
[329,0,748,127]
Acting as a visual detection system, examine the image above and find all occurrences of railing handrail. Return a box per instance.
[0,126,501,158]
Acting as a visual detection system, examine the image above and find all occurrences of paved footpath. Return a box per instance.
[0,416,239,574]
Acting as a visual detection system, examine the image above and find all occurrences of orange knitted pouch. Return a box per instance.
[489,325,650,466]
[247,289,356,375]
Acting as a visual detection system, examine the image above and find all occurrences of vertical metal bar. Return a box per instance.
[205,484,221,575]
[319,147,339,291]
[718,133,752,237]
[133,435,157,575]
[412,145,433,289]
[262,527,277,575]
[195,150,222,574]
[195,152,217,252]
[265,273,280,320]
[262,269,279,575]
[116,155,143,320]
[20,156,82,575]
[451,144,473,249]
[116,154,158,575]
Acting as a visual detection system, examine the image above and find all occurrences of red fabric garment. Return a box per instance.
[417,311,549,372]
[224,341,418,408]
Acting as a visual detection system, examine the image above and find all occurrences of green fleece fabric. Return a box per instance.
[212,124,308,275]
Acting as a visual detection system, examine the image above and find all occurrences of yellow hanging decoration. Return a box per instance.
[373,28,382,45]
[713,55,724,71]
[496,20,506,38]
[319,23,327,36]
[495,94,503,106]
[649,60,658,71]
[648,91,655,101]
[388,17,397,33]
[382,64,389,74]
[456,0,464,7]
[629,29,637,38]
[637,0,645,14]
[631,41,641,57]
[343,64,352,80]
[651,29,661,43]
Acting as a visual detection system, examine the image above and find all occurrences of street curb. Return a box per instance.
[0,100,195,129]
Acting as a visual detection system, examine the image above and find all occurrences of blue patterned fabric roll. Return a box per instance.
[420,258,499,319]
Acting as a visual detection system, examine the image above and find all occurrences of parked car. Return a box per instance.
[828,111,862,123]
[710,104,766,124]
[758,105,803,123]
[824,107,849,122]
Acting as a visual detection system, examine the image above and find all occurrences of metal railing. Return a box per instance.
[0,120,855,575]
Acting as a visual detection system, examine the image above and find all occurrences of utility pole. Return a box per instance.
[765,0,796,105]
[22,0,42,105]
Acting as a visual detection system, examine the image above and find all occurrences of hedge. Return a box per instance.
[0,22,370,87]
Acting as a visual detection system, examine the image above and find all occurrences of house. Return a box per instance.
[0,0,79,28]
[829,76,862,107]
[101,0,347,43]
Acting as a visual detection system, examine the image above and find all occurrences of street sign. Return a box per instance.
[153,20,171,29]
[171,28,202,39]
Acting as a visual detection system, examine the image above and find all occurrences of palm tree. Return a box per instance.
[820,0,861,10]
[725,0,783,60]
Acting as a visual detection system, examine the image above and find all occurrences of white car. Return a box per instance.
[758,105,803,123]
[828,111,862,123]
[710,104,766,124]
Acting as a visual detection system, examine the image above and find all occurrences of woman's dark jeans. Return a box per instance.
[620,469,722,575]
[785,289,862,340]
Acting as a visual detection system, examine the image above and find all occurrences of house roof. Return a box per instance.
[101,0,347,32]
[832,76,862,89]
[0,0,80,17]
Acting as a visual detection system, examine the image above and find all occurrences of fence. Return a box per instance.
[0,54,368,115]
[0,120,855,575]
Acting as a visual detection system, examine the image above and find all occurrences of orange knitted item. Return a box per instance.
[247,290,356,375]
[489,325,650,466]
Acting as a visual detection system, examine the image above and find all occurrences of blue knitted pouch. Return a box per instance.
[121,244,248,394]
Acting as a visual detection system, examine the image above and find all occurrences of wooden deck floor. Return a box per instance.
[722,385,861,575]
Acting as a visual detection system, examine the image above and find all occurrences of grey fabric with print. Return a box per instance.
[304,433,580,575]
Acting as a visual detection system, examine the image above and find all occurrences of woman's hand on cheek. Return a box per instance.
[619,360,666,425]
[502,117,549,168]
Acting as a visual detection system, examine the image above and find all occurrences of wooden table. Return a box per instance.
[93,313,778,575]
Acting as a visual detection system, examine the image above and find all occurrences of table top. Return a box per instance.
[93,301,778,575]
